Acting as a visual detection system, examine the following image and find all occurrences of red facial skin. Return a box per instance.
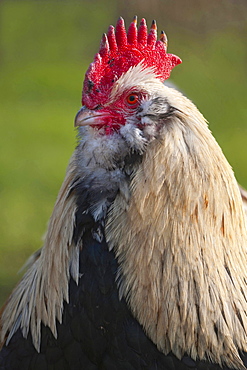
[90,92,144,135]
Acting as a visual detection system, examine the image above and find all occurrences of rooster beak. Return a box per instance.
[74,106,110,127]
[74,107,94,127]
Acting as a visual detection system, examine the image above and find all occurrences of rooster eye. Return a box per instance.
[126,93,139,106]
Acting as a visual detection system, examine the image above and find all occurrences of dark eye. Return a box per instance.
[126,93,139,106]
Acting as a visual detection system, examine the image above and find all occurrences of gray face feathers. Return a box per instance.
[138,96,176,122]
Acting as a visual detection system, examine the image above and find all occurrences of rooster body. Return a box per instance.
[1,17,247,370]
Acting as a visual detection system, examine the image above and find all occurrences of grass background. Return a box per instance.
[0,0,247,305]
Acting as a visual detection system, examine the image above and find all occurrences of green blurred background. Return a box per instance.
[0,0,247,305]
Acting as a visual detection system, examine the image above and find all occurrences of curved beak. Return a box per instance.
[74,106,110,127]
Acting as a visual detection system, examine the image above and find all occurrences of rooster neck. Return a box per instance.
[2,82,247,368]
[73,130,144,224]
[106,112,247,369]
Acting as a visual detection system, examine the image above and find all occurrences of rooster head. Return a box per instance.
[75,17,181,138]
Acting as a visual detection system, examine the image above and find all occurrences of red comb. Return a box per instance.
[82,17,182,109]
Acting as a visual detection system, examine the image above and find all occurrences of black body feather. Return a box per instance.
[1,200,247,369]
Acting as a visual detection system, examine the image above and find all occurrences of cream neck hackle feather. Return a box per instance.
[106,87,247,369]
[0,155,79,351]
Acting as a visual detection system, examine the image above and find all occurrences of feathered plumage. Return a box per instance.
[1,17,247,370]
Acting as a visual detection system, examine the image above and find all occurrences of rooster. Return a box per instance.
[1,16,247,370]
